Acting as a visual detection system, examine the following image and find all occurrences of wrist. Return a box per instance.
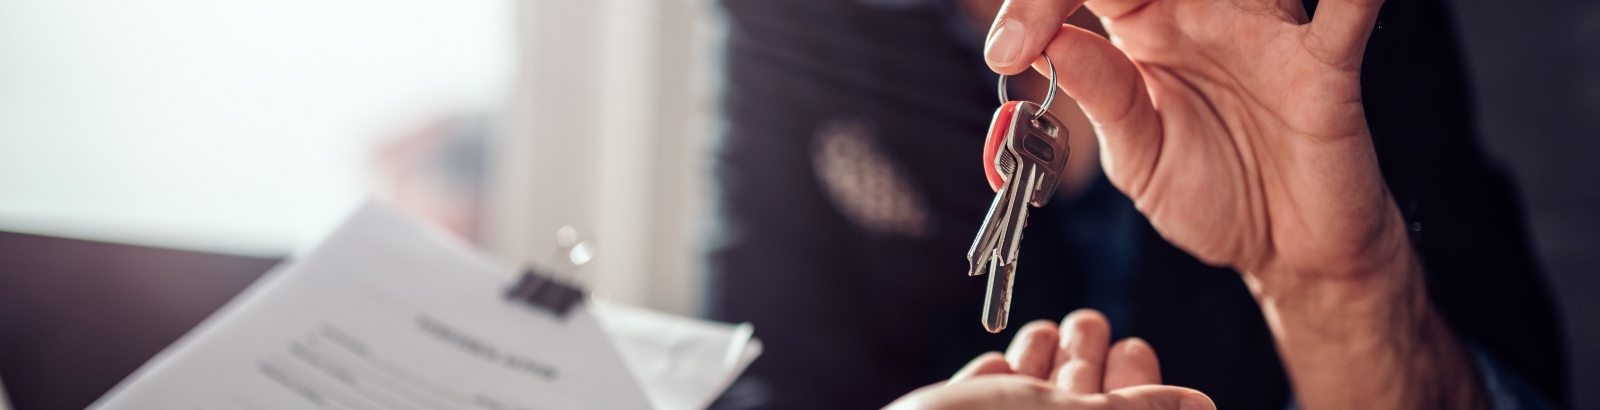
[1252,243,1425,365]
[1250,234,1489,409]
[1247,189,1420,324]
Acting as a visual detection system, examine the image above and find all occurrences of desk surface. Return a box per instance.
[0,231,279,410]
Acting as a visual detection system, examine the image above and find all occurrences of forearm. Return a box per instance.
[1250,226,1489,409]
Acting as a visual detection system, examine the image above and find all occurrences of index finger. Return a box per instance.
[1005,320,1061,379]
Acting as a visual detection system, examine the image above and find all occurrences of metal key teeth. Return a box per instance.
[996,149,1016,177]
[981,255,1016,333]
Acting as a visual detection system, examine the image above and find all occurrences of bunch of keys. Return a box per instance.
[969,54,1070,333]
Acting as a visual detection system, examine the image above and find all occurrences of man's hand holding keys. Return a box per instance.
[965,0,1492,407]
[888,310,1215,410]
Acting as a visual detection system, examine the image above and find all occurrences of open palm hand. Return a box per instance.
[888,310,1214,410]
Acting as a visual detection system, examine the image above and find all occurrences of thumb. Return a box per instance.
[984,0,1086,74]
[952,352,1015,382]
[1102,385,1215,410]
[886,375,1059,410]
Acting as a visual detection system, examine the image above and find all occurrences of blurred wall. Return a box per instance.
[1447,0,1600,407]
[485,0,723,315]
[0,0,514,256]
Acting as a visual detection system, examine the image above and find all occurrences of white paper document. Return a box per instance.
[93,203,757,410]
[593,302,762,410]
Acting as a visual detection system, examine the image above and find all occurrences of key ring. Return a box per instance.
[996,54,1057,120]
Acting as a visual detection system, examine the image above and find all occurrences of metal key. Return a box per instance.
[968,55,1070,333]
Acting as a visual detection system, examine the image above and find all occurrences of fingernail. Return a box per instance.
[985,19,1026,67]
[1180,394,1215,410]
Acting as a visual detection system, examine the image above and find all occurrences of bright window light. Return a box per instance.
[0,0,515,256]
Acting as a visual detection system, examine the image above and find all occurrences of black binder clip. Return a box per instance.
[509,226,594,318]
[506,268,585,318]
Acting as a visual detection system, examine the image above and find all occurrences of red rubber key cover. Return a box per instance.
[983,101,1023,192]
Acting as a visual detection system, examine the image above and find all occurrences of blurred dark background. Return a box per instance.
[1449,0,1600,407]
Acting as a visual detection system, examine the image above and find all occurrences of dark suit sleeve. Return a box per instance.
[1410,160,1568,407]
[1352,0,1569,404]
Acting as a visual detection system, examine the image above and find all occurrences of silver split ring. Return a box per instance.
[996,54,1057,120]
